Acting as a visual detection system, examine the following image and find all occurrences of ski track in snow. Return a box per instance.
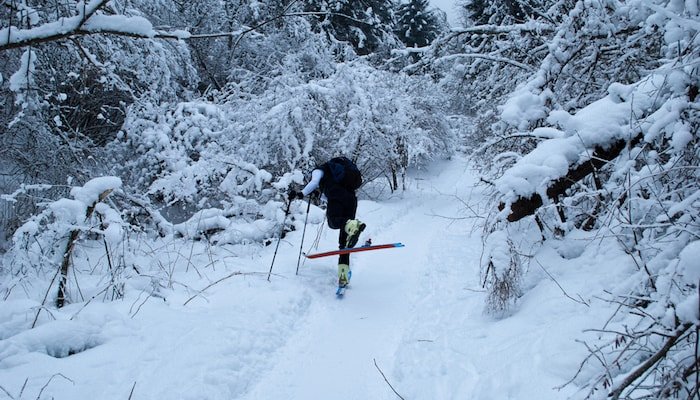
[241,158,484,400]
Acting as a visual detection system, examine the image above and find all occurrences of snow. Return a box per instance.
[81,15,156,37]
[495,72,676,203]
[9,49,36,97]
[0,1,183,53]
[678,240,700,284]
[70,176,121,206]
[0,156,631,399]
[500,86,548,129]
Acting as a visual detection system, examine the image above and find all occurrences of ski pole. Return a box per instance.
[295,197,312,275]
[267,198,292,282]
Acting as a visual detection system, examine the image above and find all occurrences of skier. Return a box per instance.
[288,157,366,288]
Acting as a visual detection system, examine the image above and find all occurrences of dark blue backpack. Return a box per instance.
[324,157,362,191]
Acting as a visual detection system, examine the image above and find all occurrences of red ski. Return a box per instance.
[304,243,404,259]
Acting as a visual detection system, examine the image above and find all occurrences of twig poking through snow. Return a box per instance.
[535,259,590,307]
[0,384,14,399]
[128,382,136,400]
[373,358,405,400]
[36,373,74,399]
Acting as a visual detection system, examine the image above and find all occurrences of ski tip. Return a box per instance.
[395,243,405,247]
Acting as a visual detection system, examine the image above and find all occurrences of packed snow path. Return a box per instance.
[242,158,485,400]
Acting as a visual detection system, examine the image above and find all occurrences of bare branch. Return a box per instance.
[535,259,590,306]
[373,358,405,400]
[609,323,693,400]
[433,53,535,72]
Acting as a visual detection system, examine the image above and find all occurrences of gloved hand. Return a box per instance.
[288,189,304,201]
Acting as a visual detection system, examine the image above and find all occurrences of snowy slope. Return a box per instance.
[0,156,625,399]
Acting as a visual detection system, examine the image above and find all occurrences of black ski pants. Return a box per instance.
[324,185,357,265]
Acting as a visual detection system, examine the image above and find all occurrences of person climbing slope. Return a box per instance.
[289,156,366,288]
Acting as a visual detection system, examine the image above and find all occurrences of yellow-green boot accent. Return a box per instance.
[338,263,350,287]
[344,219,366,248]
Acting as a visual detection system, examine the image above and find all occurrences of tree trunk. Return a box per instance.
[56,189,113,308]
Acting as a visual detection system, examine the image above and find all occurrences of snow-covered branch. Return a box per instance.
[433,53,536,72]
[499,133,643,222]
[0,7,383,52]
[446,21,554,38]
[0,13,192,51]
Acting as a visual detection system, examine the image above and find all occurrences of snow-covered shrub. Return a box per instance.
[1,177,125,306]
[478,0,699,396]
[113,60,455,217]
[481,229,523,315]
[0,1,197,247]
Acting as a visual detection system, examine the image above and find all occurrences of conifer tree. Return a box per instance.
[394,0,441,49]
[461,0,541,25]
[304,0,399,56]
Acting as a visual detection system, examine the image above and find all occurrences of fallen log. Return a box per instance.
[500,133,643,222]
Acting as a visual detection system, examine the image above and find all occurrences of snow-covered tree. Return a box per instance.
[111,60,454,219]
[413,0,562,125]
[303,0,400,57]
[460,0,546,25]
[394,0,442,50]
[0,0,198,248]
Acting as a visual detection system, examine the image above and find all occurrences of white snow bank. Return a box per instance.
[174,208,231,238]
[0,320,102,366]
[173,205,288,245]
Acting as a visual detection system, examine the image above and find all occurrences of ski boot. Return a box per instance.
[338,263,350,287]
[344,219,366,248]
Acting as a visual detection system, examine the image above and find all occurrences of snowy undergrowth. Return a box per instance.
[0,215,314,398]
[478,0,700,397]
[0,156,682,399]
[112,62,454,216]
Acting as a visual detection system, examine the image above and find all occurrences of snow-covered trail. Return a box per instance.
[241,158,480,400]
[0,156,604,399]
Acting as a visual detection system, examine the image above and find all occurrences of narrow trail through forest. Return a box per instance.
[240,158,484,399]
[0,157,590,400]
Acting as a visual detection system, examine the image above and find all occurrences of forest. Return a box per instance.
[1,0,698,399]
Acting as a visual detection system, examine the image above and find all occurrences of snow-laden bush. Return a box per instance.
[0,1,198,250]
[113,60,455,219]
[480,229,523,315]
[1,177,125,305]
[475,0,699,396]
